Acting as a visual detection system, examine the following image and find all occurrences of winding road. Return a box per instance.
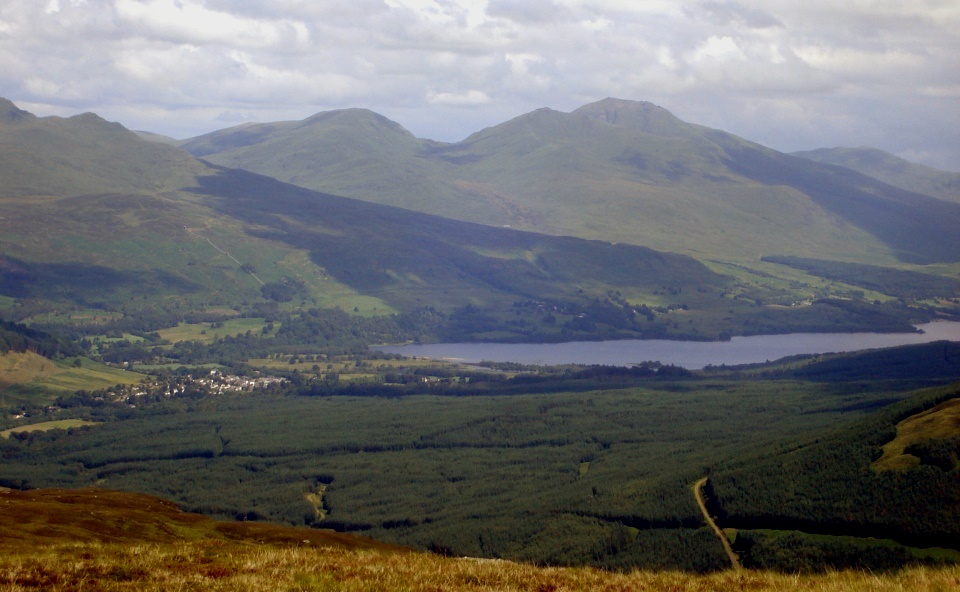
[693,476,741,571]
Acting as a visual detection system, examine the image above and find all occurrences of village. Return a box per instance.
[61,370,291,409]
[126,370,288,402]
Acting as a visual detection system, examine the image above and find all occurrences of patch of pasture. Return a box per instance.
[1,419,100,439]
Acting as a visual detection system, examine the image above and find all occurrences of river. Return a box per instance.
[378,321,960,369]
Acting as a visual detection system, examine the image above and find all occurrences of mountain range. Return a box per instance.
[178,98,960,266]
[1,96,957,341]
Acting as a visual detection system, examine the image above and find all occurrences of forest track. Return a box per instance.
[693,476,740,571]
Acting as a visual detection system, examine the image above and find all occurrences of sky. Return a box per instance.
[1,0,958,171]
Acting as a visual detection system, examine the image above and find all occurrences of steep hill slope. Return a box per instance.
[181,98,960,266]
[792,147,960,203]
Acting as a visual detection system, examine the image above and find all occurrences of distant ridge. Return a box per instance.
[793,146,960,203]
[0,97,35,123]
[180,97,960,265]
[0,100,205,197]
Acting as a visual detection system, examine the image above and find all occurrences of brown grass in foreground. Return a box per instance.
[2,488,958,591]
[2,542,960,592]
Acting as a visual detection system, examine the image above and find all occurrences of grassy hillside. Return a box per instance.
[0,98,205,198]
[6,97,942,342]
[0,487,404,551]
[182,98,960,267]
[793,147,960,203]
[0,351,143,407]
[3,489,959,592]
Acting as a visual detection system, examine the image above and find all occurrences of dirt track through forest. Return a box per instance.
[693,477,740,570]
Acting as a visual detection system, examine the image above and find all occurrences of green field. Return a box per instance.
[0,352,144,407]
[1,419,99,439]
[157,318,273,343]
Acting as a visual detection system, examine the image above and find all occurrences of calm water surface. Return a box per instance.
[379,321,960,369]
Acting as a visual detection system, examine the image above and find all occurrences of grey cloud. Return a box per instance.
[694,1,782,28]
[0,0,956,169]
[486,0,569,24]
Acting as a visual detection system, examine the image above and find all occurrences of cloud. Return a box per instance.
[487,0,568,24]
[426,89,492,106]
[114,0,309,49]
[696,1,782,29]
[0,0,956,169]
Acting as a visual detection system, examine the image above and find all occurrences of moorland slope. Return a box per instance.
[2,488,960,591]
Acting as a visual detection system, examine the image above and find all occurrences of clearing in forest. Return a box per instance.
[873,398,960,471]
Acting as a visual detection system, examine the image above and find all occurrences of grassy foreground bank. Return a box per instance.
[3,488,959,591]
[3,542,959,591]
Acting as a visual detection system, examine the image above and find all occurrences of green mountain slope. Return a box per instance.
[1,97,953,340]
[0,98,204,198]
[792,147,960,203]
[180,98,960,266]
[4,98,776,341]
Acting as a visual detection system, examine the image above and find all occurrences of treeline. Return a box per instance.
[90,306,435,365]
[763,255,960,301]
[785,340,960,383]
[441,298,685,343]
[735,297,933,336]
[86,302,705,368]
[4,353,957,573]
[733,530,954,572]
[296,363,693,398]
[37,303,283,342]
[0,318,79,359]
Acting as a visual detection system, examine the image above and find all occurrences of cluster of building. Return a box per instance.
[108,370,288,403]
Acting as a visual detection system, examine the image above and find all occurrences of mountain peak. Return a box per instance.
[300,108,415,139]
[0,98,36,124]
[573,98,688,136]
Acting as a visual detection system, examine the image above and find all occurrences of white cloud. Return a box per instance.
[505,53,543,76]
[114,0,309,50]
[426,89,492,106]
[0,0,955,168]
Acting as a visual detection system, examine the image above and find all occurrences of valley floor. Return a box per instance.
[2,541,959,591]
